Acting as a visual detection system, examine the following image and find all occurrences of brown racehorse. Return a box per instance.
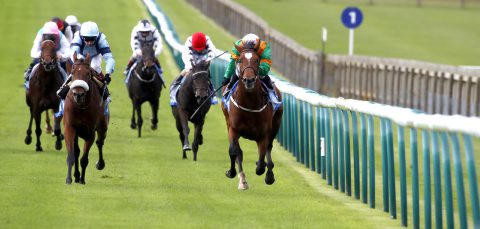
[63,53,108,184]
[25,40,64,152]
[221,46,283,190]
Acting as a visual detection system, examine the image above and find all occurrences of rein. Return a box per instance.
[134,69,156,83]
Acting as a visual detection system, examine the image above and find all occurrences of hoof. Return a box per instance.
[238,181,249,190]
[36,146,43,152]
[25,136,32,145]
[66,177,72,184]
[265,170,275,185]
[183,145,191,151]
[198,135,203,145]
[79,179,85,185]
[151,124,157,130]
[225,169,237,179]
[256,161,266,176]
[96,160,105,170]
[55,140,62,151]
[130,122,137,129]
[45,126,53,134]
[74,177,80,183]
[182,151,187,160]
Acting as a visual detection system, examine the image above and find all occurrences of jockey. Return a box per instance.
[171,32,217,104]
[222,33,274,95]
[24,21,70,81]
[64,15,82,42]
[56,21,115,101]
[124,19,163,75]
[52,17,74,43]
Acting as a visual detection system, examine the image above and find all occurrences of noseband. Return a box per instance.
[191,70,210,97]
[40,53,57,72]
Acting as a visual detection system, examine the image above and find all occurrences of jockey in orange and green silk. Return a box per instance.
[222,33,273,91]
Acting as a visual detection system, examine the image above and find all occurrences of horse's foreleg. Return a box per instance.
[79,136,95,184]
[45,110,53,134]
[179,111,191,152]
[135,101,143,138]
[74,135,80,183]
[150,98,159,130]
[34,111,42,152]
[25,108,33,145]
[225,129,239,178]
[192,121,204,161]
[64,127,75,184]
[255,138,269,176]
[173,112,187,159]
[53,114,63,150]
[95,123,107,170]
[130,101,137,129]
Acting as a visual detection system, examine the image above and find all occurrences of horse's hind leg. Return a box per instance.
[174,113,188,159]
[64,127,75,184]
[25,109,33,145]
[45,110,53,134]
[130,102,137,129]
[150,98,159,130]
[192,121,204,161]
[53,114,63,150]
[34,111,42,152]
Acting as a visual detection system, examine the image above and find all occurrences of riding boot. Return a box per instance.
[209,82,218,104]
[56,74,72,99]
[260,75,274,90]
[123,58,134,75]
[100,86,110,101]
[24,59,39,81]
[223,74,238,99]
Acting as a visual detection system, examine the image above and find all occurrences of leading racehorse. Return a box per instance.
[63,53,108,184]
[24,40,64,152]
[221,46,283,190]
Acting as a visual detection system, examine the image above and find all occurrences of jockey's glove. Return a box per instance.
[222,77,230,86]
[105,74,111,85]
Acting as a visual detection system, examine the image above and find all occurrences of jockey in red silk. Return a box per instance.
[24,21,70,81]
[123,19,163,75]
[222,33,274,94]
[52,17,74,43]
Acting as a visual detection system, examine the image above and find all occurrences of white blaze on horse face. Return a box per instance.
[245,53,253,64]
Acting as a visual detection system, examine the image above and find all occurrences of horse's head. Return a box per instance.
[190,59,211,104]
[70,52,94,105]
[139,43,157,79]
[40,40,57,72]
[236,44,260,91]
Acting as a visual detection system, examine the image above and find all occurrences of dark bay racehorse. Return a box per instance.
[127,44,164,137]
[221,46,283,190]
[25,40,64,151]
[171,59,212,161]
[63,53,107,184]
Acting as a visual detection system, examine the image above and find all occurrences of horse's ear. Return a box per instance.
[85,53,91,63]
[73,51,78,62]
[234,43,243,53]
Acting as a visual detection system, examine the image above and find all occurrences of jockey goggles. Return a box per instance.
[83,36,96,42]
[42,34,57,42]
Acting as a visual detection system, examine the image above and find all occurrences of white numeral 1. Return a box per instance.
[349,11,357,24]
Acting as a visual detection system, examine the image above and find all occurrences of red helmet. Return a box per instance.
[191,32,207,51]
[52,17,64,31]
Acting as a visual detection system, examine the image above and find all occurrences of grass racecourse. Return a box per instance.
[0,0,408,228]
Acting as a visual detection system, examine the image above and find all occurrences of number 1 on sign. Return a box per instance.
[349,11,357,24]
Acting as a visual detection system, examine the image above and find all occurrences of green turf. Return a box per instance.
[232,0,480,66]
[0,0,404,228]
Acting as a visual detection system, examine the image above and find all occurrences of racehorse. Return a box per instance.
[24,40,64,152]
[127,43,164,137]
[221,46,283,190]
[63,53,108,184]
[171,58,212,161]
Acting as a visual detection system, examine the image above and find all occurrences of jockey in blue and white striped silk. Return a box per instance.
[56,21,115,101]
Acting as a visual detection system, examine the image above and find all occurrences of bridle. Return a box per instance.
[191,70,210,98]
[238,49,260,82]
[40,42,57,72]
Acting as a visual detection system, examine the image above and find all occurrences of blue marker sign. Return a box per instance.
[341,7,363,29]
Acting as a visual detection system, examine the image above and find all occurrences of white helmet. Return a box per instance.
[242,33,260,49]
[138,19,152,32]
[65,15,78,25]
[80,21,99,37]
